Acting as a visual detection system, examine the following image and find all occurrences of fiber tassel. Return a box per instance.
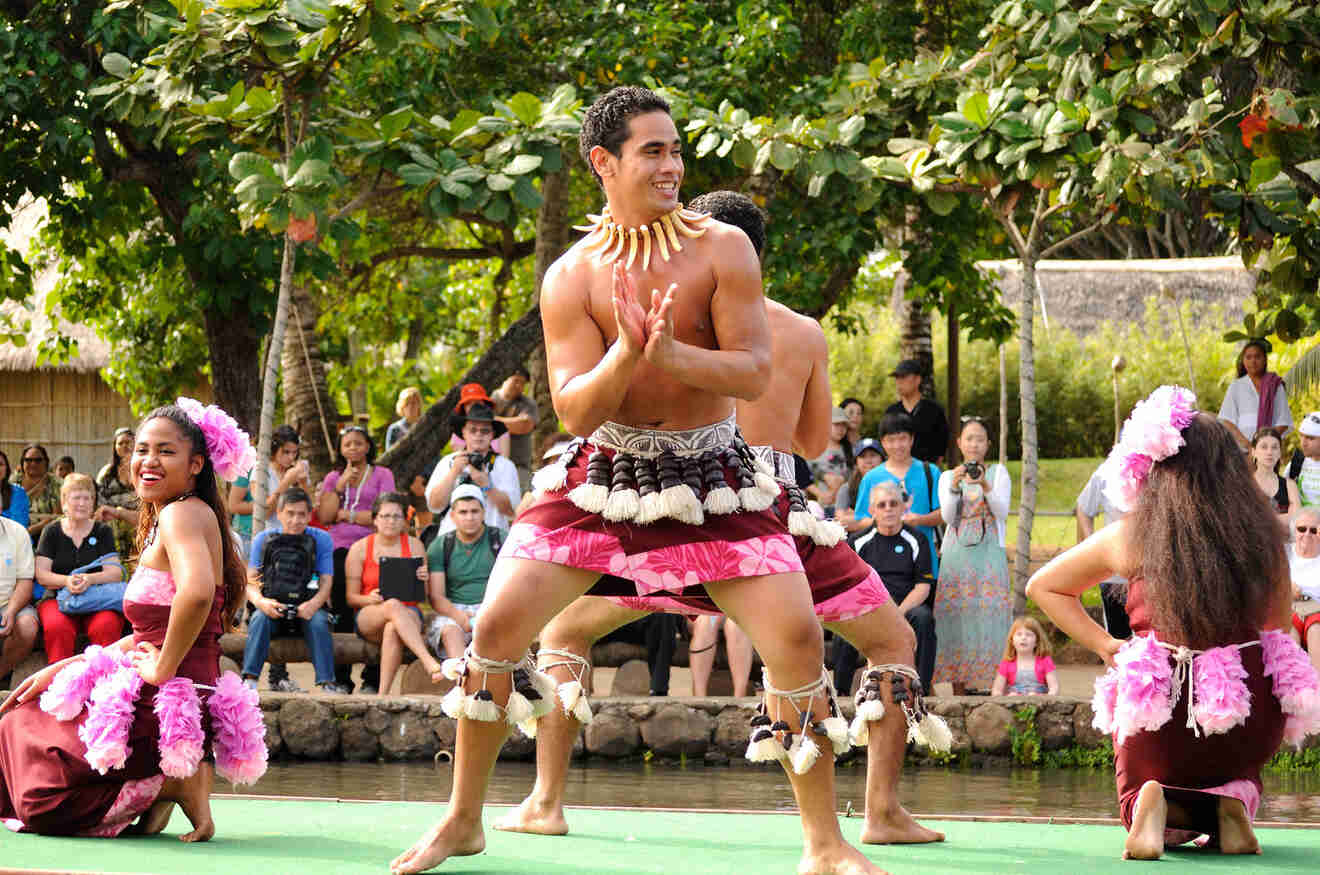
[855,697,885,722]
[703,485,740,515]
[745,728,782,763]
[567,480,609,513]
[505,689,535,727]
[811,518,847,547]
[657,483,699,524]
[636,489,666,524]
[738,484,775,513]
[753,471,780,501]
[517,717,540,739]
[910,713,954,753]
[440,657,466,682]
[603,487,641,522]
[676,485,706,526]
[848,712,870,747]
[558,680,584,715]
[465,689,502,722]
[819,716,852,755]
[529,669,558,716]
[441,685,468,719]
[571,692,594,725]
[531,462,569,493]
[787,733,821,775]
[787,509,816,538]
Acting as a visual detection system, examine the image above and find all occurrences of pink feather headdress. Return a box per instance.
[175,396,257,482]
[1100,385,1198,512]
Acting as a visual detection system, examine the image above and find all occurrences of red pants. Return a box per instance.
[36,600,124,663]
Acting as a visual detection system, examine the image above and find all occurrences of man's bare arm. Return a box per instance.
[791,313,832,458]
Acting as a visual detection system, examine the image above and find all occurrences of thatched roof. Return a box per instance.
[0,198,111,373]
[980,256,1256,336]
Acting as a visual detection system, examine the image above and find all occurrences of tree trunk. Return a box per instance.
[528,164,572,452]
[898,294,936,399]
[203,307,262,436]
[946,299,960,463]
[1013,256,1039,614]
[280,282,335,480]
[346,333,368,419]
[998,344,1007,467]
[251,234,297,535]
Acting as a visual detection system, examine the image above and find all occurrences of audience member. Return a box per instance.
[885,359,949,465]
[806,407,852,508]
[14,444,62,541]
[933,416,1011,694]
[0,451,28,527]
[840,397,865,446]
[94,427,141,564]
[596,613,684,696]
[423,484,502,660]
[53,457,75,479]
[1295,411,1320,506]
[230,425,311,556]
[491,368,539,493]
[241,488,346,693]
[1250,427,1299,535]
[834,437,882,533]
[836,480,936,691]
[854,412,942,578]
[1075,462,1132,640]
[33,473,124,663]
[347,492,442,696]
[1288,506,1320,672]
[425,387,520,534]
[386,387,424,452]
[689,615,753,697]
[990,616,1058,696]
[1218,338,1292,450]
[319,425,396,693]
[0,513,38,681]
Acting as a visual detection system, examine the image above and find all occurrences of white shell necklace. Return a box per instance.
[573,204,710,271]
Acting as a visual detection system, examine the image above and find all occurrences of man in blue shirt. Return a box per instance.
[241,488,346,693]
[854,412,943,578]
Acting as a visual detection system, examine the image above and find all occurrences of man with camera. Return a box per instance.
[425,385,522,534]
[241,488,347,693]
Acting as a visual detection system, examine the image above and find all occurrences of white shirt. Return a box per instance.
[1217,374,1293,441]
[1288,544,1320,602]
[425,451,521,533]
[937,463,1011,547]
[0,516,35,610]
[1076,465,1127,586]
[1299,458,1320,507]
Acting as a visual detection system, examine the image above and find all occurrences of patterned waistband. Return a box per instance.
[750,445,797,482]
[588,414,738,459]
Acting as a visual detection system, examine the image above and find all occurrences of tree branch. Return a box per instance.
[1024,187,1049,255]
[349,240,536,276]
[1041,219,1105,259]
[1283,162,1320,201]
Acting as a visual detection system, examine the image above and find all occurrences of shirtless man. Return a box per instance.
[495,190,944,849]
[391,88,881,875]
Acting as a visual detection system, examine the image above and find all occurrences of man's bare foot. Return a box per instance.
[798,841,889,874]
[1216,796,1261,855]
[1123,780,1166,861]
[860,806,944,844]
[160,763,214,843]
[493,796,569,836]
[391,815,485,874]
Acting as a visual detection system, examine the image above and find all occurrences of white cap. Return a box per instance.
[450,483,486,507]
[1302,412,1320,438]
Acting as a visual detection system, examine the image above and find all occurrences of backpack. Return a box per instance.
[437,527,504,574]
[259,532,317,606]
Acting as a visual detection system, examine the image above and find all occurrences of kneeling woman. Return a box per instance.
[0,401,266,840]
[347,492,443,696]
[1028,388,1320,860]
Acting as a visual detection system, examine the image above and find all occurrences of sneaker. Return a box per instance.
[243,677,258,691]
[317,682,351,695]
[272,677,304,693]
[358,683,378,695]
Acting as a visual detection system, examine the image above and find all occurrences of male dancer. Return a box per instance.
[392,89,881,874]
[496,190,944,847]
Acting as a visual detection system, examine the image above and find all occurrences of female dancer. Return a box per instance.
[1029,387,1319,859]
[0,400,265,840]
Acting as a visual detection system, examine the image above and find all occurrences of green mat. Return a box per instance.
[3,799,1318,874]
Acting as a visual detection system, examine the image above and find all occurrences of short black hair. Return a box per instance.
[57,455,76,468]
[579,86,671,186]
[278,487,311,510]
[687,190,766,256]
[512,365,530,379]
[271,424,300,455]
[877,411,916,439]
[840,397,864,413]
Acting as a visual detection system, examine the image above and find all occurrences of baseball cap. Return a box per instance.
[831,406,850,424]
[890,359,922,377]
[450,483,486,507]
[1301,412,1320,438]
[855,437,883,456]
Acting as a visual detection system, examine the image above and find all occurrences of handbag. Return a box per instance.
[56,554,127,615]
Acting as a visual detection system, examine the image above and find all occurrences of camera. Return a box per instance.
[281,604,300,621]
[467,452,486,471]
[963,460,983,482]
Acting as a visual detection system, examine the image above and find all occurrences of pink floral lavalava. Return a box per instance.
[503,523,623,575]
[627,534,802,595]
[77,775,165,838]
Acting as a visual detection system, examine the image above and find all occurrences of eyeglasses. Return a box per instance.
[960,415,986,424]
[1298,526,1320,536]
[465,426,494,436]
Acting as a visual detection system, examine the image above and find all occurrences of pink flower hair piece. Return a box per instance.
[155,677,205,779]
[207,672,268,785]
[39,645,123,722]
[1090,669,1118,735]
[175,396,257,482]
[1111,633,1174,742]
[1191,646,1252,735]
[78,661,143,775]
[1261,629,1320,745]
[1102,385,1198,512]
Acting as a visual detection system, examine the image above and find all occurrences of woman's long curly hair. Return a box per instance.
[1126,413,1287,649]
[133,405,247,630]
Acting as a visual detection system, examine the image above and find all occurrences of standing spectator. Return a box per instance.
[491,368,539,494]
[838,480,937,692]
[0,513,38,681]
[94,427,141,565]
[1250,428,1299,535]
[33,474,124,663]
[806,407,852,508]
[319,425,396,693]
[0,451,29,527]
[689,615,753,697]
[1294,411,1320,506]
[933,416,1012,694]
[840,397,865,446]
[1218,338,1292,449]
[1076,462,1132,640]
[854,412,942,578]
[425,387,520,534]
[13,444,62,542]
[53,457,75,479]
[229,425,311,557]
[835,437,882,533]
[423,484,502,660]
[885,359,950,465]
[386,387,424,452]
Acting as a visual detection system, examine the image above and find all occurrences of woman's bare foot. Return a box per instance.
[391,814,485,874]
[160,763,214,843]
[1216,796,1261,855]
[860,806,944,844]
[799,840,888,874]
[1123,780,1166,860]
[493,795,570,836]
[130,800,175,836]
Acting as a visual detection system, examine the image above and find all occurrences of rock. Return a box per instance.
[380,712,437,760]
[928,699,966,719]
[400,661,454,696]
[1072,702,1109,748]
[946,719,972,754]
[428,717,456,753]
[584,710,641,757]
[333,701,369,715]
[590,641,647,667]
[500,731,536,760]
[712,705,757,756]
[610,659,652,696]
[378,698,411,713]
[218,655,241,677]
[627,703,656,721]
[9,652,45,689]
[1035,702,1076,751]
[965,702,1013,754]
[340,716,379,761]
[641,703,714,757]
[262,710,283,756]
[363,707,392,735]
[278,698,338,758]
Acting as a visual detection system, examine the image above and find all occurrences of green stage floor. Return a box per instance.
[4,798,1318,874]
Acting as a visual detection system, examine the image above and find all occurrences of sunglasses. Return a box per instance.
[339,425,369,436]
[874,500,904,509]
[1298,526,1320,536]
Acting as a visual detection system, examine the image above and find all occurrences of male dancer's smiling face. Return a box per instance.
[598,110,683,217]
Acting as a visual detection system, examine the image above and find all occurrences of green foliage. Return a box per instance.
[1010,705,1042,765]
[1041,743,1115,769]
[1265,745,1320,773]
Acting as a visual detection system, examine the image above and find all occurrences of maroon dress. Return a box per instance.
[0,566,222,836]
[1115,578,1285,838]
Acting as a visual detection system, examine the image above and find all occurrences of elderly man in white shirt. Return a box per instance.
[1289,506,1320,672]
[425,393,521,534]
[0,514,39,680]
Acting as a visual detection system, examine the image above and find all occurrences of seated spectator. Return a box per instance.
[1250,428,1299,537]
[835,437,883,533]
[241,488,346,693]
[425,386,520,534]
[807,407,853,508]
[0,513,39,681]
[990,617,1058,696]
[0,451,29,527]
[94,428,141,565]
[854,412,943,578]
[229,424,311,557]
[34,473,124,663]
[14,444,62,542]
[347,492,442,695]
[386,386,425,451]
[1295,412,1320,505]
[1289,506,1320,672]
[423,485,503,659]
[491,368,540,494]
[54,456,76,479]
[837,480,937,692]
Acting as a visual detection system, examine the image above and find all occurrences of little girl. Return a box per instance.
[990,616,1059,695]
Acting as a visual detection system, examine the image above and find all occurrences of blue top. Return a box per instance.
[249,526,334,578]
[1,485,29,528]
[855,461,942,578]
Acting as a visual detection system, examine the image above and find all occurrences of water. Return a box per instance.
[218,761,1320,823]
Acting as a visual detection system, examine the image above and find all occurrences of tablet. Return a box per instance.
[378,556,426,603]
